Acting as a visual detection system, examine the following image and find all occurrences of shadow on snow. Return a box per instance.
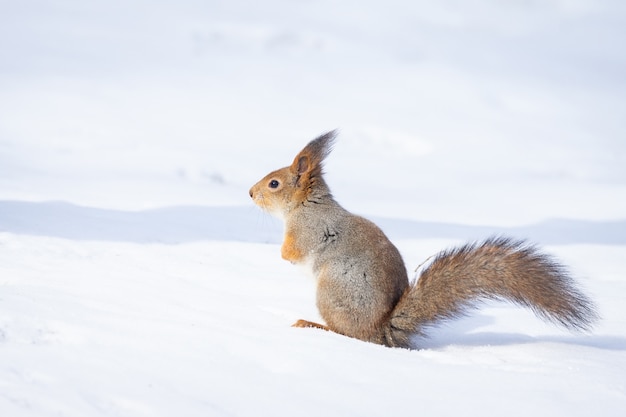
[1,200,625,246]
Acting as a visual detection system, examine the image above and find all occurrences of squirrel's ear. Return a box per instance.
[296,155,310,175]
[290,129,337,176]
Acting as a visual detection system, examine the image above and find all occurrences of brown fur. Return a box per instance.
[249,131,598,349]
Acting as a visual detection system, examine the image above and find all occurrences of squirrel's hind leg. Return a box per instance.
[292,319,330,331]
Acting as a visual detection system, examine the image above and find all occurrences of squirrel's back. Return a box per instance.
[250,131,598,349]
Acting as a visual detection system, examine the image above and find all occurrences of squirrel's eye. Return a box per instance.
[269,179,280,189]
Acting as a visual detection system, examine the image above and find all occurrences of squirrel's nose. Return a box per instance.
[249,188,254,198]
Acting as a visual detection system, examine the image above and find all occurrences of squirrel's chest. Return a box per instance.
[281,223,338,265]
[281,234,319,282]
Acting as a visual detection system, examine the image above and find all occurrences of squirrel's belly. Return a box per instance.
[296,256,318,281]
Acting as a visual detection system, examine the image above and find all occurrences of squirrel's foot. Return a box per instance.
[292,319,330,331]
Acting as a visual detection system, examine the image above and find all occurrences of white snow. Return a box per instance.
[1,1,625,416]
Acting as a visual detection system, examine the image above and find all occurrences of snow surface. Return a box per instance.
[1,1,626,416]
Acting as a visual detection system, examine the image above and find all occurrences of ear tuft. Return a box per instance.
[291,129,337,176]
[309,129,337,163]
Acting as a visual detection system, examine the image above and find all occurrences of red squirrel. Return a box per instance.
[249,131,597,348]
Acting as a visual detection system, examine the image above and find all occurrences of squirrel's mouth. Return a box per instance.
[252,196,286,222]
[249,191,265,208]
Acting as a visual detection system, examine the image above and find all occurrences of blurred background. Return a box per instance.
[1,0,625,226]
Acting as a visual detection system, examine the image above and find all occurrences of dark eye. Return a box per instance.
[269,179,280,189]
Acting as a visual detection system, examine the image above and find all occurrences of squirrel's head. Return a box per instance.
[249,130,337,218]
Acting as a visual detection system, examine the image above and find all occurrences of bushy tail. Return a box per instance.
[380,237,598,348]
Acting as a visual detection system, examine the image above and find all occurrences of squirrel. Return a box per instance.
[249,130,598,348]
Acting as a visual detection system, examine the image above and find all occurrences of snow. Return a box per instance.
[1,1,625,416]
